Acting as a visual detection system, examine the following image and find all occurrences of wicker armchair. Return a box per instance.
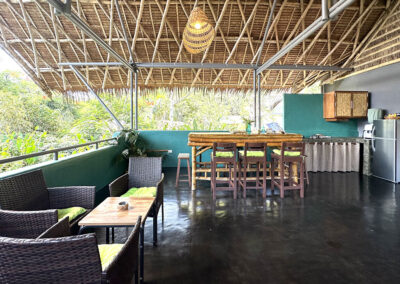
[38,216,71,238]
[0,209,58,238]
[0,170,95,233]
[109,157,164,246]
[0,216,142,284]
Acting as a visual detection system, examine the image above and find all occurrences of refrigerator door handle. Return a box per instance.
[372,138,376,152]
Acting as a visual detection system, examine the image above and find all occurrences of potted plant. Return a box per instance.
[118,129,163,173]
[242,118,254,134]
[118,129,147,158]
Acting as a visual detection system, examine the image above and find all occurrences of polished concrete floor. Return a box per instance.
[101,168,400,284]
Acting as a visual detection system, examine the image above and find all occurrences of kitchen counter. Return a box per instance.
[303,137,372,176]
[303,137,367,143]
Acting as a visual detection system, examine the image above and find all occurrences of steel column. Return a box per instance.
[257,73,261,130]
[321,0,329,21]
[70,66,124,129]
[253,70,257,128]
[135,71,138,130]
[130,70,134,129]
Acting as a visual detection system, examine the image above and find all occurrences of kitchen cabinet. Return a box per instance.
[323,91,368,121]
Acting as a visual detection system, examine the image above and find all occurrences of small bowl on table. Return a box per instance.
[117,201,129,211]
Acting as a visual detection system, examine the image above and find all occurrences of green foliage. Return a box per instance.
[119,129,147,158]
[0,128,48,172]
[300,81,322,94]
[0,70,283,172]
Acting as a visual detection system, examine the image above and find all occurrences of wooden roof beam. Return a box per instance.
[323,0,400,84]
[212,0,262,85]
[302,0,378,85]
[146,0,171,84]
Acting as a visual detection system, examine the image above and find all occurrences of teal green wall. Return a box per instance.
[140,131,224,167]
[0,144,127,204]
[284,94,358,137]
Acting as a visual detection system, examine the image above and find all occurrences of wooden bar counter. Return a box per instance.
[188,132,303,190]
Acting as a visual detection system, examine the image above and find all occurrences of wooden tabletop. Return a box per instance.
[188,132,303,147]
[79,197,155,227]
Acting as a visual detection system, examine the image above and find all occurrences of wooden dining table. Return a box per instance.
[188,132,303,190]
[78,197,155,284]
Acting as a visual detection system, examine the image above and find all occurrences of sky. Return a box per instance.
[0,49,24,72]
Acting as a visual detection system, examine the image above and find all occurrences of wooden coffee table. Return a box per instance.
[78,197,155,284]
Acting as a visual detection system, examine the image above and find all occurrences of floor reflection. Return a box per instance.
[101,169,400,283]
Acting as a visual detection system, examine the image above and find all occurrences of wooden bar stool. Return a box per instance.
[238,142,268,199]
[271,142,306,198]
[175,153,191,187]
[211,142,238,199]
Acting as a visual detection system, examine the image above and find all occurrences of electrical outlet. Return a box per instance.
[168,150,173,153]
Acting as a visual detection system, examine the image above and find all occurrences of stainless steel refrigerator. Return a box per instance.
[372,119,400,183]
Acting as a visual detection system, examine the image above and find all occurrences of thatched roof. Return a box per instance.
[0,0,391,96]
[324,0,400,83]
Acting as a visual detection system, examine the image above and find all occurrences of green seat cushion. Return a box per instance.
[215,151,234,158]
[121,187,157,198]
[239,150,264,157]
[272,149,301,156]
[57,207,86,221]
[98,244,124,270]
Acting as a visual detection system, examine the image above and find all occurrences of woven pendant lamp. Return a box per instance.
[183,7,215,54]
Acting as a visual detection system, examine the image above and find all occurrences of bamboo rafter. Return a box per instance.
[0,0,388,96]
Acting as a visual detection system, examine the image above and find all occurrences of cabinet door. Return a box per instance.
[352,92,368,117]
[323,92,335,119]
[335,92,352,117]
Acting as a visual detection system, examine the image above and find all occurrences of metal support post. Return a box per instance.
[135,71,139,130]
[130,70,134,129]
[253,69,257,128]
[257,73,261,130]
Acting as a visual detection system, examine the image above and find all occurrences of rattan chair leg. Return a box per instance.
[175,158,181,187]
[262,161,267,199]
[162,202,164,223]
[153,212,157,247]
[280,161,285,198]
[271,159,275,193]
[186,158,191,186]
[300,162,305,198]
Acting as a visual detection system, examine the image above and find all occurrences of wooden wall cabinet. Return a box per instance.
[323,91,369,121]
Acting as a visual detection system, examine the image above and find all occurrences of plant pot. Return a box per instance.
[246,123,252,134]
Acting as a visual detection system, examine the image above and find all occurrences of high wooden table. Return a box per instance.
[188,132,303,190]
[78,197,155,284]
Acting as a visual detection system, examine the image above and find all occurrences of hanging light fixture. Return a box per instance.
[183,7,215,54]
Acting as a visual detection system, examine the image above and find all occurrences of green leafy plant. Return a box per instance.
[119,129,147,159]
[241,117,254,125]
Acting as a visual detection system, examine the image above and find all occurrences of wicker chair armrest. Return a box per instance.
[155,174,164,210]
[37,216,71,239]
[48,186,96,209]
[0,209,58,238]
[109,173,129,197]
[102,216,141,283]
[0,233,102,284]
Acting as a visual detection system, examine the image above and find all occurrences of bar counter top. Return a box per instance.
[188,132,303,147]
